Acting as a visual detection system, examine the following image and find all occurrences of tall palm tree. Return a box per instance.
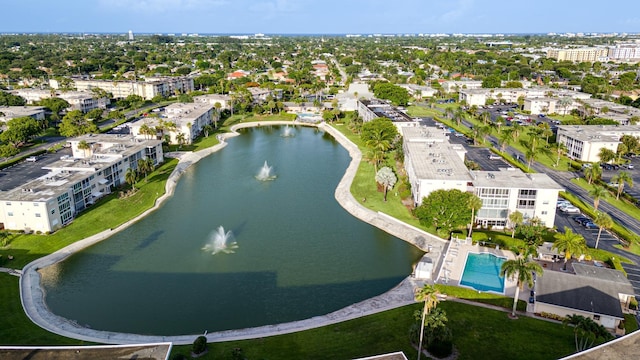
[414,285,440,360]
[593,212,613,249]
[500,255,543,318]
[467,195,482,238]
[364,148,385,173]
[508,210,524,238]
[588,185,607,211]
[553,227,588,271]
[375,166,397,202]
[583,165,602,184]
[611,171,633,200]
[499,130,513,152]
[125,167,138,190]
[77,140,91,158]
[549,142,567,167]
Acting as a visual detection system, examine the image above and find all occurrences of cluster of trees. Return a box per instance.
[0,90,26,106]
[412,285,452,359]
[0,116,40,157]
[369,81,410,106]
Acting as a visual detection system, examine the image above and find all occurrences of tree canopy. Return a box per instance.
[370,81,410,106]
[58,110,98,137]
[414,189,474,236]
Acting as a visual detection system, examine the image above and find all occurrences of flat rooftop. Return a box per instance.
[557,124,640,142]
[472,168,564,190]
[402,126,471,181]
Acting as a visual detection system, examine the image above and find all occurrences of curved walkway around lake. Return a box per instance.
[19,120,448,345]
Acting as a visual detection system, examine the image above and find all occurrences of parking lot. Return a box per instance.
[599,156,640,202]
[0,148,73,191]
[554,206,619,249]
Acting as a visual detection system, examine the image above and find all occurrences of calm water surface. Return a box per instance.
[40,126,423,335]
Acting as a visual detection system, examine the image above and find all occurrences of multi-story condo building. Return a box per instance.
[556,125,640,162]
[356,99,415,125]
[402,126,562,228]
[0,134,163,233]
[608,45,640,60]
[547,48,609,62]
[10,89,110,113]
[0,106,46,122]
[130,102,214,145]
[52,76,194,100]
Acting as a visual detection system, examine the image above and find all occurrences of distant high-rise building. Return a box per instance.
[128,30,134,41]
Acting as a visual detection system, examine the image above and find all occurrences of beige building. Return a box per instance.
[547,48,609,62]
[53,76,194,100]
[0,135,163,233]
[10,89,110,113]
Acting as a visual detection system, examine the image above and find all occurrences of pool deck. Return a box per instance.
[436,239,524,299]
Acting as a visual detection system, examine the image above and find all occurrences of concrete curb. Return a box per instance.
[19,121,448,345]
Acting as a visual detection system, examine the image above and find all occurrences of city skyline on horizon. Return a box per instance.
[2,0,639,35]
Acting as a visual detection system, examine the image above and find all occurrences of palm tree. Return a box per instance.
[77,140,91,158]
[375,166,397,202]
[524,147,537,171]
[611,171,633,200]
[414,285,440,360]
[593,212,613,249]
[364,148,385,172]
[467,195,482,237]
[553,227,588,271]
[137,157,154,181]
[499,130,513,152]
[588,185,607,211]
[598,148,616,164]
[508,210,524,238]
[549,142,567,167]
[480,111,490,125]
[500,254,543,317]
[176,132,186,149]
[563,314,613,352]
[202,124,213,138]
[583,165,602,184]
[125,167,138,190]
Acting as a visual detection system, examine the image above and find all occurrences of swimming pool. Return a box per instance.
[459,252,506,293]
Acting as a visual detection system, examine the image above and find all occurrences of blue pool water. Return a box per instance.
[459,253,506,293]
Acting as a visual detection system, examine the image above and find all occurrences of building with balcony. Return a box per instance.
[402,125,562,228]
[55,76,194,100]
[0,134,163,233]
[130,102,214,145]
[547,48,609,62]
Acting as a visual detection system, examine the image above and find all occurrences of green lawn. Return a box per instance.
[0,273,86,345]
[168,301,577,360]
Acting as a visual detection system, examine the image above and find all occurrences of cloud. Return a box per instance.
[100,0,228,13]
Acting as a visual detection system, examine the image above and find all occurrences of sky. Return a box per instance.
[2,0,639,35]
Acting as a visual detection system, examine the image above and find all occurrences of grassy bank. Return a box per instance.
[169,301,576,360]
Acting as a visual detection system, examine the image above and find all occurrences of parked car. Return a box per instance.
[488,154,502,160]
[572,215,590,223]
[629,164,635,169]
[584,222,599,229]
[560,206,581,214]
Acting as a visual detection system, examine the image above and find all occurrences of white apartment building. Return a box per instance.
[193,94,232,110]
[460,87,592,109]
[55,76,194,100]
[130,102,214,145]
[399,84,437,99]
[440,80,483,93]
[402,126,562,228]
[10,89,110,113]
[0,135,163,233]
[0,106,46,122]
[608,45,640,60]
[556,125,640,162]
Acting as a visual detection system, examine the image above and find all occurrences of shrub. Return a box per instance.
[428,340,453,358]
[192,335,207,355]
[538,312,567,322]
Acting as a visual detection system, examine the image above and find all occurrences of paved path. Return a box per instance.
[19,121,449,345]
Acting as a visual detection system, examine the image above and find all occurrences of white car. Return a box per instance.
[560,206,581,214]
